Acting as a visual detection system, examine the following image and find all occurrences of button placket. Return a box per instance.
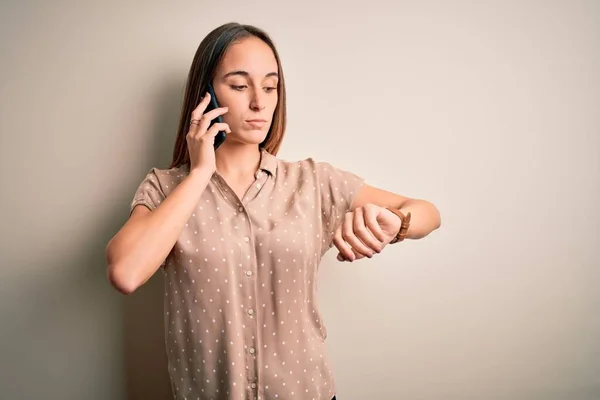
[242,170,269,205]
[238,208,260,397]
[216,168,269,398]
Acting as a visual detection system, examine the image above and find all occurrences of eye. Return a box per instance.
[264,87,277,93]
[231,85,247,91]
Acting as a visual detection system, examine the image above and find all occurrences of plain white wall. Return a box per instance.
[1,1,599,399]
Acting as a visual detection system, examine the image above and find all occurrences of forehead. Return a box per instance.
[217,37,278,77]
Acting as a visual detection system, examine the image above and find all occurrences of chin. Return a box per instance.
[227,129,268,145]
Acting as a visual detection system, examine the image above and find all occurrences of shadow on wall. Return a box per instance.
[122,77,185,400]
[123,273,172,400]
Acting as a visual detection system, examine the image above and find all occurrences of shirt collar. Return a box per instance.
[258,148,278,177]
[181,148,277,177]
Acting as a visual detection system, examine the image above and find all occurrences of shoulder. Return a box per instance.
[290,156,361,180]
[266,152,363,185]
[271,157,336,188]
[137,165,188,195]
[151,165,188,181]
[275,156,332,175]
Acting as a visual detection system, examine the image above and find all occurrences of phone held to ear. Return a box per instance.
[206,83,227,149]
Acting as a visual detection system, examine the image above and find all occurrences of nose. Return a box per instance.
[249,89,266,111]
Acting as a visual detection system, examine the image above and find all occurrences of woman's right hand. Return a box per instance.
[187,92,231,174]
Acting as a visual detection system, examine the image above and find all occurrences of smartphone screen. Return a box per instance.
[206,83,227,149]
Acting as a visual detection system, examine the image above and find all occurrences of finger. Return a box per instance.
[189,92,212,121]
[332,225,355,261]
[192,107,229,139]
[353,207,383,254]
[338,248,365,262]
[363,204,387,243]
[188,94,211,134]
[204,122,231,138]
[342,211,373,257]
[201,106,229,124]
[341,211,373,257]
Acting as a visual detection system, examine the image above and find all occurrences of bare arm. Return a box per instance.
[105,168,212,294]
[351,183,441,239]
[106,92,231,294]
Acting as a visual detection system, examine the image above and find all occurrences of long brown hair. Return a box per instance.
[169,23,287,169]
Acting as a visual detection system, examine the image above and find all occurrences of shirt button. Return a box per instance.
[243,237,250,242]
[256,183,261,189]
[238,206,244,212]
[245,271,253,277]
[247,309,254,316]
[251,382,257,389]
[249,347,256,354]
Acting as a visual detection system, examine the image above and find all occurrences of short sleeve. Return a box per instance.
[129,168,166,217]
[314,161,365,251]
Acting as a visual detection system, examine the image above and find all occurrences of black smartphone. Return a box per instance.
[206,83,227,149]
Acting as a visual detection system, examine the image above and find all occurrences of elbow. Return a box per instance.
[424,203,441,235]
[105,242,139,295]
[107,266,139,295]
[431,206,442,231]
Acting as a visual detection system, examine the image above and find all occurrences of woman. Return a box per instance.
[106,22,441,400]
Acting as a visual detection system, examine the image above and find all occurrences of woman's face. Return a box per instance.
[212,37,279,146]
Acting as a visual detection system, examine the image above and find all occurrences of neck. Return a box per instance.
[215,143,262,182]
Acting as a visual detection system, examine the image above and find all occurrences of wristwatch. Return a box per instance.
[385,207,411,244]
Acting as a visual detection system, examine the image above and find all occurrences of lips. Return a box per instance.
[245,119,267,128]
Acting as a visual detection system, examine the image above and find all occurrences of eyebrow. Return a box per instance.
[222,70,279,79]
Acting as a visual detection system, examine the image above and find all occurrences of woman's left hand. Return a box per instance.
[332,203,402,262]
